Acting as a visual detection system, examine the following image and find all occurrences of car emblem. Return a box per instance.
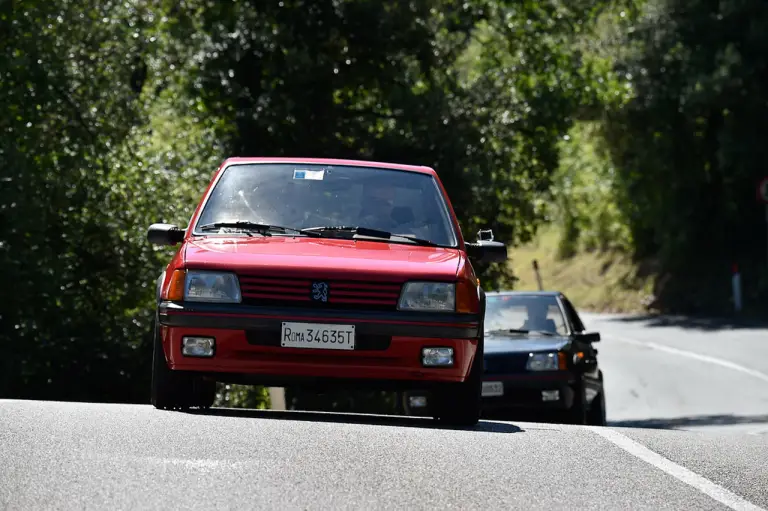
[311,281,329,303]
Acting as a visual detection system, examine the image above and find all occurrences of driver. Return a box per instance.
[359,183,399,230]
[522,300,557,333]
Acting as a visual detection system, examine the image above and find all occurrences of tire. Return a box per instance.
[150,317,216,410]
[432,343,483,427]
[563,385,587,425]
[587,390,607,426]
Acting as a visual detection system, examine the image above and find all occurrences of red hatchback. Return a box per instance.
[147,158,507,425]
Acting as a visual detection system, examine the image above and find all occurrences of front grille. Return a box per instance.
[236,273,403,311]
[484,353,529,374]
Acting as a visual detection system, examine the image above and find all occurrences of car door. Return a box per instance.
[560,297,602,403]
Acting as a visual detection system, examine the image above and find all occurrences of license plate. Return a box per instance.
[280,322,355,350]
[482,381,504,397]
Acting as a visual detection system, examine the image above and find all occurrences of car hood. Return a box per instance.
[183,236,462,280]
[484,335,571,354]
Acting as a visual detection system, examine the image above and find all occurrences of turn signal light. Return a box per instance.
[558,352,568,370]
[456,279,480,313]
[165,269,186,301]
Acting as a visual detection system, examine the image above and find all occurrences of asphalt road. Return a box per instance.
[584,313,768,435]
[2,313,768,510]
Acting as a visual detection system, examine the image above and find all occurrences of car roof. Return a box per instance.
[485,290,563,298]
[222,157,436,176]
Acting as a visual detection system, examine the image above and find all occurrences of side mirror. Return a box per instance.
[466,229,508,264]
[147,223,185,246]
[575,331,601,343]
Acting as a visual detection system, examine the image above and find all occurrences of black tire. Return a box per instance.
[150,317,216,410]
[192,377,217,410]
[563,385,587,425]
[587,390,607,426]
[432,345,483,426]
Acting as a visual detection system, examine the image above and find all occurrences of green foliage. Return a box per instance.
[552,122,632,259]
[601,0,768,312]
[0,0,161,400]
[215,384,270,409]
[0,0,266,405]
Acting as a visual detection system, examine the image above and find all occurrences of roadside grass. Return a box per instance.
[508,227,655,314]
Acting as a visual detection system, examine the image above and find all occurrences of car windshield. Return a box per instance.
[485,294,568,336]
[193,163,458,247]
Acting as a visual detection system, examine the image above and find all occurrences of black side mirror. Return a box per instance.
[575,331,601,343]
[466,229,508,264]
[147,223,185,246]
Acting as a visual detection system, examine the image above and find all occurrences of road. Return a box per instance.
[1,313,767,510]
[585,313,768,435]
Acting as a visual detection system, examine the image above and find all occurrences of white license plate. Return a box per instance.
[482,381,504,397]
[280,322,355,350]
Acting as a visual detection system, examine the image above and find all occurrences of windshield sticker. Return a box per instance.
[293,169,325,180]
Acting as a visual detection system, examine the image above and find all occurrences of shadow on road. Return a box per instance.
[184,407,524,434]
[602,314,768,332]
[609,413,768,429]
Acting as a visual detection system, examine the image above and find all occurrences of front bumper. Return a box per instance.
[479,374,577,411]
[402,373,577,416]
[158,301,481,385]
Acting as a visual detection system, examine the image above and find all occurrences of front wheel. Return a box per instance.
[432,345,482,426]
[562,385,587,425]
[150,318,216,410]
[587,391,607,426]
[432,380,481,426]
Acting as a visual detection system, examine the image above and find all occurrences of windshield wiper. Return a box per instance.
[199,221,321,237]
[485,328,558,337]
[301,226,441,247]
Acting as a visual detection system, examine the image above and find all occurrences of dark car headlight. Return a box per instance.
[526,352,566,371]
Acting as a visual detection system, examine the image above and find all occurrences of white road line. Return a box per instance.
[611,336,768,384]
[588,426,766,511]
[747,426,768,436]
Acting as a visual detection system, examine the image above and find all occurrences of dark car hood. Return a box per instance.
[484,335,571,354]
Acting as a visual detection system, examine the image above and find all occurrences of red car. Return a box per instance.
[147,157,507,425]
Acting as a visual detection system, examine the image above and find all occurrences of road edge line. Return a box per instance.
[610,336,768,384]
[586,426,766,511]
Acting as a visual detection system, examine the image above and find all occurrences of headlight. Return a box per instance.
[398,282,455,312]
[184,270,242,303]
[526,352,560,371]
[421,347,454,367]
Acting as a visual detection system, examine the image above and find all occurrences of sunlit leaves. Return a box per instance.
[0,0,162,401]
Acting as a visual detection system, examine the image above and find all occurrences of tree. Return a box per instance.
[0,0,166,400]
[603,0,768,312]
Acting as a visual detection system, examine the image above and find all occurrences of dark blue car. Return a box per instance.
[402,291,606,425]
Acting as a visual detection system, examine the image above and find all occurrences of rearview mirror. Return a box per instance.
[147,223,185,246]
[466,229,507,264]
[576,331,601,343]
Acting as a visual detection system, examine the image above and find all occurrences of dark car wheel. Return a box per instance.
[150,317,216,410]
[432,345,482,427]
[562,385,588,425]
[587,390,607,426]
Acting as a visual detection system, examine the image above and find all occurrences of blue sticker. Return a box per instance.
[293,169,324,180]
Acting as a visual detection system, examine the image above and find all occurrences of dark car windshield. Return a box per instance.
[193,163,458,247]
[485,294,568,336]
